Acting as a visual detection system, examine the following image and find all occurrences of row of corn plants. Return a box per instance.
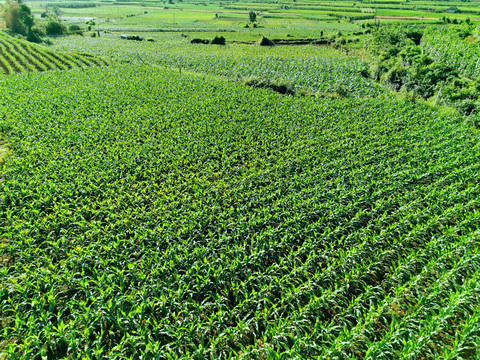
[0,32,109,75]
[0,65,480,358]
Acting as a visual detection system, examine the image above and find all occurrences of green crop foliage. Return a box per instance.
[0,32,109,75]
[52,34,381,97]
[422,25,480,80]
[0,64,480,359]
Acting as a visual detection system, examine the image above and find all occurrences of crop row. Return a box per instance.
[0,66,480,358]
[0,33,109,75]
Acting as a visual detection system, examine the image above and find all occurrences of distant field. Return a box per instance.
[26,0,479,29]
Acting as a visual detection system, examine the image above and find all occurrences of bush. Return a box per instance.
[249,10,256,22]
[244,77,294,95]
[190,38,209,44]
[256,36,275,46]
[146,37,155,42]
[26,28,42,43]
[211,35,226,45]
[46,18,66,35]
[68,24,83,34]
[120,35,143,41]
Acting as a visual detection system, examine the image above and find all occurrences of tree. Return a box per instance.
[2,0,34,35]
[45,17,66,35]
[249,10,256,23]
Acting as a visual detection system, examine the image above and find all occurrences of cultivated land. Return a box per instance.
[0,32,108,74]
[1,0,480,359]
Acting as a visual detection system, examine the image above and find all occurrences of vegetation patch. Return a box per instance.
[120,34,143,41]
[244,76,294,94]
[0,32,109,75]
[1,66,480,359]
[190,38,209,44]
[256,35,275,46]
[364,24,480,120]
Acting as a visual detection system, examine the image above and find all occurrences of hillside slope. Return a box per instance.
[0,32,109,75]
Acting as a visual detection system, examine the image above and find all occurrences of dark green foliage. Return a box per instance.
[120,34,143,41]
[26,28,41,43]
[3,0,35,36]
[405,30,422,45]
[18,4,33,30]
[68,24,83,35]
[190,38,209,44]
[256,35,275,46]
[45,17,67,35]
[249,9,256,22]
[211,35,226,45]
[244,76,294,94]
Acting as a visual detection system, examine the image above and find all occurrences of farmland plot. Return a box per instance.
[0,32,108,75]
[53,35,382,97]
[0,66,480,359]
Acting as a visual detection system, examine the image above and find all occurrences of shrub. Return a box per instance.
[26,28,42,43]
[146,37,155,42]
[244,77,294,95]
[256,36,275,46]
[249,10,256,22]
[190,38,209,44]
[68,24,82,34]
[211,36,226,45]
[46,18,66,35]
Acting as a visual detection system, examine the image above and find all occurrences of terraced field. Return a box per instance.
[1,66,480,359]
[0,33,109,75]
